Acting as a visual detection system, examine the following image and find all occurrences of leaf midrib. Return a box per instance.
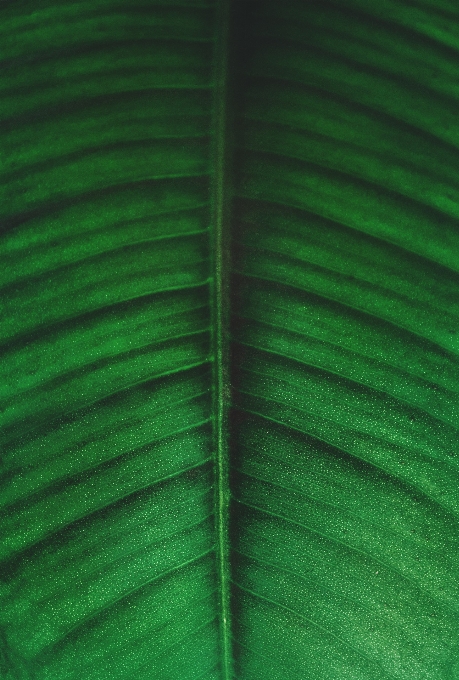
[210,1,233,678]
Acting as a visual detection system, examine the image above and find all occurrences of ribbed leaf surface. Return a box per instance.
[231,1,459,678]
[1,1,459,679]
[0,2,219,679]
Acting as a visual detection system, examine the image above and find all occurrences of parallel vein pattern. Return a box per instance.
[0,2,220,679]
[231,2,459,678]
[3,1,459,679]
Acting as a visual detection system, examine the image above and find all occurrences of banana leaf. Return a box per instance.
[1,0,459,678]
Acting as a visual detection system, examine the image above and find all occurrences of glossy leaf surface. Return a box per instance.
[1,1,459,679]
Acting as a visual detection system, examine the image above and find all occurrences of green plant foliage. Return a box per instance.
[1,1,459,678]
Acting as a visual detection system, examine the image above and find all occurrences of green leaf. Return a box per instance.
[1,1,459,679]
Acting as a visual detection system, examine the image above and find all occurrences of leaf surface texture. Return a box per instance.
[1,1,459,679]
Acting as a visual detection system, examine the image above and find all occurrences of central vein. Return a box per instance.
[210,0,233,678]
